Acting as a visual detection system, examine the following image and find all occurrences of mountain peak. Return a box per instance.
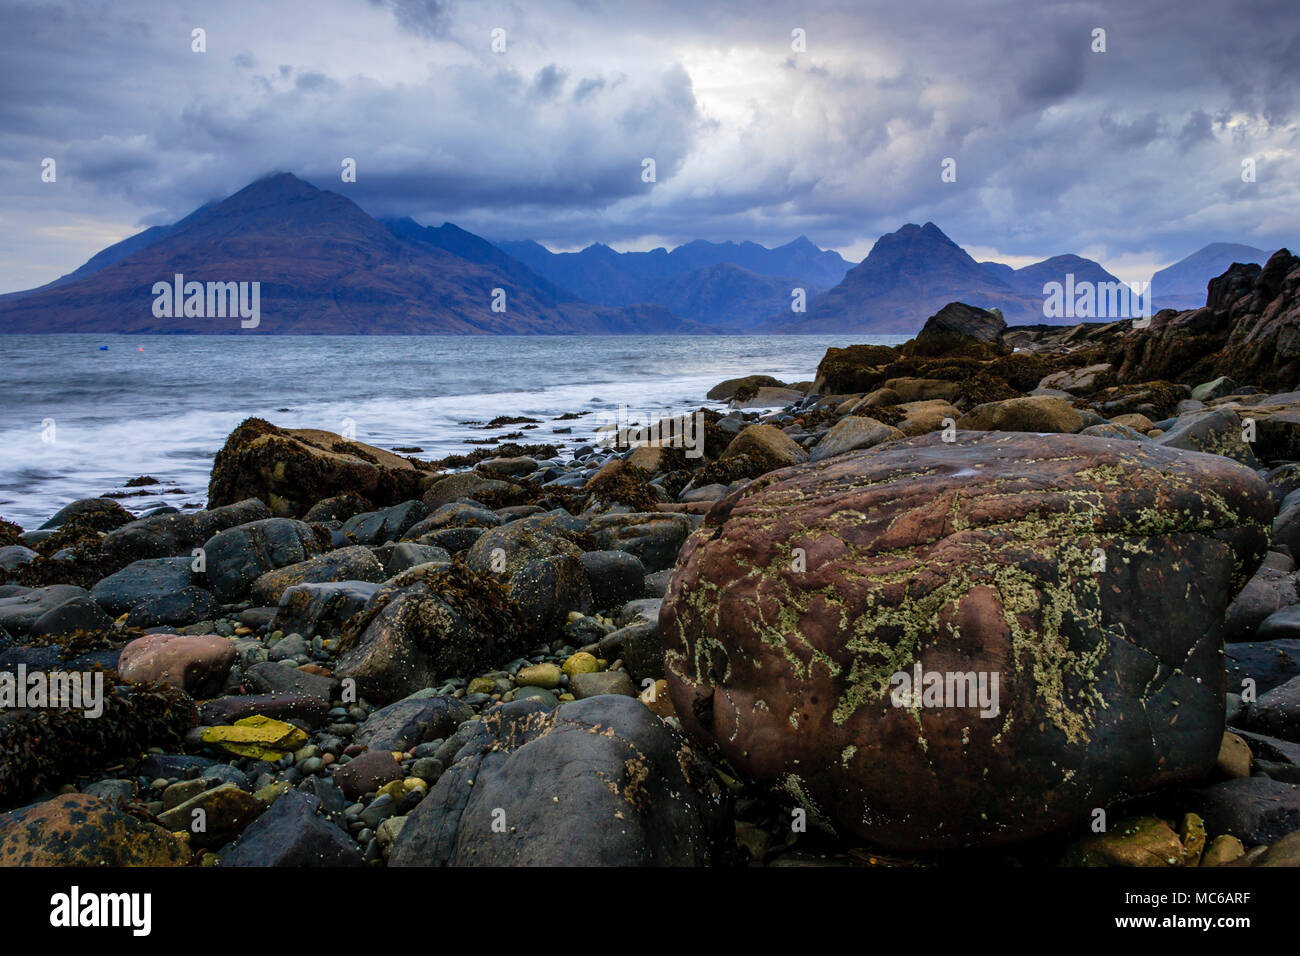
[238,171,320,201]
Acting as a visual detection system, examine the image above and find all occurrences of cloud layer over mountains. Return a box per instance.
[1,0,1297,291]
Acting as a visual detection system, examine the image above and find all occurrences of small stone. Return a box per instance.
[569,670,638,699]
[332,749,403,800]
[1201,834,1245,867]
[514,662,562,689]
[377,777,426,802]
[1216,731,1253,778]
[1178,813,1206,865]
[156,783,265,848]
[200,715,309,760]
[377,815,407,849]
[1063,816,1185,867]
[254,781,293,805]
[639,678,676,719]
[409,757,444,783]
[562,652,601,677]
[162,777,221,811]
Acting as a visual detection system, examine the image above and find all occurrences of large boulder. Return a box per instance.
[388,696,729,866]
[28,594,114,637]
[219,790,362,867]
[721,425,808,470]
[509,554,593,637]
[201,518,324,602]
[896,399,961,437]
[956,395,1083,433]
[340,500,429,545]
[0,585,91,636]
[662,431,1271,850]
[118,633,236,698]
[578,550,646,610]
[465,519,583,580]
[102,498,270,563]
[903,302,1009,357]
[1154,407,1258,467]
[274,580,381,639]
[249,545,384,606]
[335,564,529,704]
[90,558,196,616]
[0,793,189,866]
[422,472,525,511]
[353,695,473,752]
[38,497,134,531]
[124,586,220,629]
[809,416,904,463]
[707,374,786,401]
[587,513,695,573]
[207,418,430,517]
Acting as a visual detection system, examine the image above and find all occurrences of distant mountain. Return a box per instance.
[977,254,1124,298]
[1151,242,1276,311]
[774,223,1035,332]
[645,263,805,328]
[1003,254,1123,297]
[771,224,1130,333]
[0,174,697,334]
[670,235,851,288]
[494,234,850,323]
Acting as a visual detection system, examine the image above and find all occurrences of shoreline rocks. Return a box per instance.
[4,267,1300,867]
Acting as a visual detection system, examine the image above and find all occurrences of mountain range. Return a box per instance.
[0,174,694,334]
[497,235,851,326]
[0,172,1277,335]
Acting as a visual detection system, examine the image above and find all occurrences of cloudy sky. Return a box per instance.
[1,0,1296,291]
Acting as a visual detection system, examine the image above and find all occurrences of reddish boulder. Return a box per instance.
[662,431,1271,850]
[118,633,236,698]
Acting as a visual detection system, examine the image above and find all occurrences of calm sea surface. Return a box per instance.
[0,334,902,528]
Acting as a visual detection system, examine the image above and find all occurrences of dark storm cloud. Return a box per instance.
[368,0,456,38]
[0,0,1296,291]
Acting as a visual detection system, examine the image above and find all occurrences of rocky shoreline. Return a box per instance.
[2,251,1300,867]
